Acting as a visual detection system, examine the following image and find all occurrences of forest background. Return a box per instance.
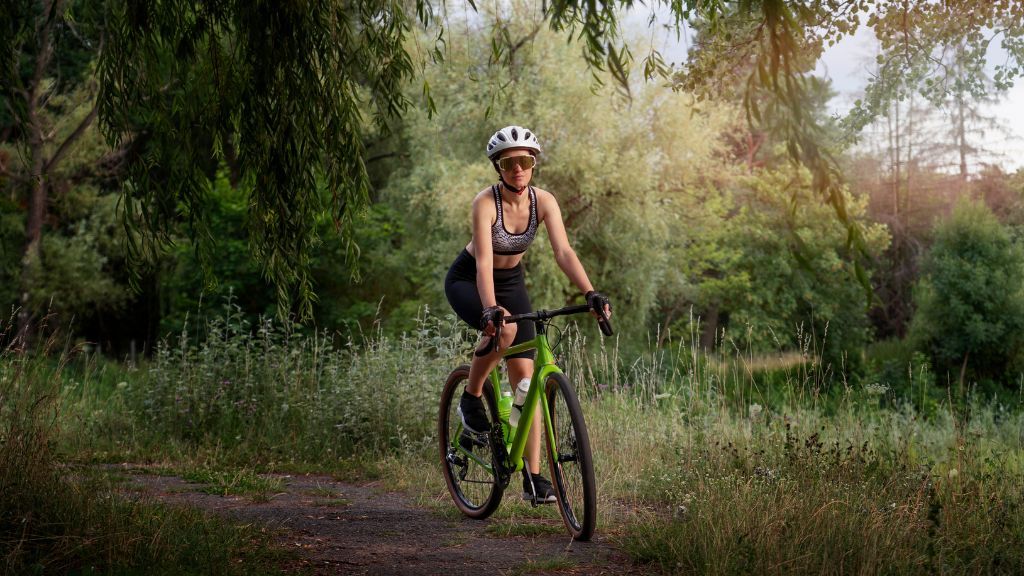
[5,0,1024,396]
[3,0,1024,573]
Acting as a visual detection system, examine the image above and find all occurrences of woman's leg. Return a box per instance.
[465,322,517,397]
[506,357,541,474]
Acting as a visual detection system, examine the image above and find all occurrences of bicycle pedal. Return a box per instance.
[522,492,557,506]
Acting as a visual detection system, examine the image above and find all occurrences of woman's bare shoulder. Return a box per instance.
[472,185,496,203]
[472,186,498,220]
[532,187,561,212]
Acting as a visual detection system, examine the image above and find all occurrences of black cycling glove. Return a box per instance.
[585,291,613,336]
[479,306,503,330]
[585,291,611,314]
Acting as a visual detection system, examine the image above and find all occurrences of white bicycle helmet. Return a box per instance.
[486,125,541,161]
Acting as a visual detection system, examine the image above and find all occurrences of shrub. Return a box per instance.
[909,201,1024,389]
[0,339,283,574]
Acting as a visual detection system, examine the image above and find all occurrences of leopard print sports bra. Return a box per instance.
[491,184,538,255]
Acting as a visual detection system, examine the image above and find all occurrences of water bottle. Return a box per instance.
[498,390,513,424]
[508,378,530,427]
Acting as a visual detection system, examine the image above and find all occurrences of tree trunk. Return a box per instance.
[14,0,62,349]
[700,304,719,352]
[16,165,47,347]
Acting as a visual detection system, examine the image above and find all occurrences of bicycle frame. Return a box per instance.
[451,302,604,484]
[442,302,606,539]
[487,323,562,475]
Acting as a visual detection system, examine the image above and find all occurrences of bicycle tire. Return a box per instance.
[438,365,503,519]
[544,372,597,540]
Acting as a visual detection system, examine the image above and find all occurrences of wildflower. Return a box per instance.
[948,468,959,479]
[748,403,763,421]
[865,383,889,395]
[117,381,128,390]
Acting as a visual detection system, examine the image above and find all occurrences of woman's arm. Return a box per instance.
[471,191,498,313]
[537,189,595,295]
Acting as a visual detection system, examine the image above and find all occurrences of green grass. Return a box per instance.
[512,557,578,574]
[590,394,1024,574]
[11,306,1024,574]
[485,520,565,537]
[181,468,285,501]
[0,340,295,575]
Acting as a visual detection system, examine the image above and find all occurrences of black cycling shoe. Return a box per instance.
[457,391,490,434]
[522,472,558,504]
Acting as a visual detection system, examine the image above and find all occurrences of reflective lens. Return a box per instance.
[497,155,536,171]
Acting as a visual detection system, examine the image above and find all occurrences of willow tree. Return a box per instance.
[97,0,431,319]
[90,0,1024,316]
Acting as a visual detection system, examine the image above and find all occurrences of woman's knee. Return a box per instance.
[500,323,517,348]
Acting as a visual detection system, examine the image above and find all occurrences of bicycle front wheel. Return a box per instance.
[438,365,503,519]
[544,372,597,541]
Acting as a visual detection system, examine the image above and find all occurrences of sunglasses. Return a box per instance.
[497,155,536,172]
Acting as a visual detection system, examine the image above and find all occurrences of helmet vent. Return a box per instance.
[496,133,507,142]
[524,131,532,140]
[511,128,519,139]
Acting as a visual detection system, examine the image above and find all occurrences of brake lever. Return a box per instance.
[596,308,614,337]
[474,310,504,357]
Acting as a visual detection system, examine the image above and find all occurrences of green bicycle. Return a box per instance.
[438,304,613,541]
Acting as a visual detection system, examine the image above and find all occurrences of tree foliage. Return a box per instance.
[909,201,1024,387]
[1,0,105,344]
[369,9,887,358]
[97,0,439,317]
[60,0,1024,319]
[709,168,888,366]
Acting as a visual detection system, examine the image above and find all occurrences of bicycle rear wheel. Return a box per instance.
[438,365,503,519]
[544,372,597,540]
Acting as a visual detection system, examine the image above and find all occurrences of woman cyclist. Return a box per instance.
[444,125,612,503]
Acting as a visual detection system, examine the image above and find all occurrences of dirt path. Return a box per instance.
[119,468,646,575]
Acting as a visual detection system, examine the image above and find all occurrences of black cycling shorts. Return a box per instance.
[444,249,536,360]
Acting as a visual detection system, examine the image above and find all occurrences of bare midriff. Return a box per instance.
[465,243,524,270]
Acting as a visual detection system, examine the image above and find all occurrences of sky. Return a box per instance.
[624,9,1024,172]
[816,25,1024,172]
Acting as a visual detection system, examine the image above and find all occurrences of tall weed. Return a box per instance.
[0,327,284,574]
[58,307,1024,573]
[86,304,470,467]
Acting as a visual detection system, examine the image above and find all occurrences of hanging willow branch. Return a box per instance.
[545,0,1024,301]
[98,0,437,318]
[93,0,1024,315]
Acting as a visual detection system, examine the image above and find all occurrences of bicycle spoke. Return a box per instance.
[439,366,503,519]
[545,373,596,541]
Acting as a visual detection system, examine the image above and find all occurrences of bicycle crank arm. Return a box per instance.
[488,424,513,488]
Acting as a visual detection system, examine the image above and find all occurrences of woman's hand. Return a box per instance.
[585,291,614,336]
[480,305,509,336]
[585,291,612,319]
[475,305,509,357]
